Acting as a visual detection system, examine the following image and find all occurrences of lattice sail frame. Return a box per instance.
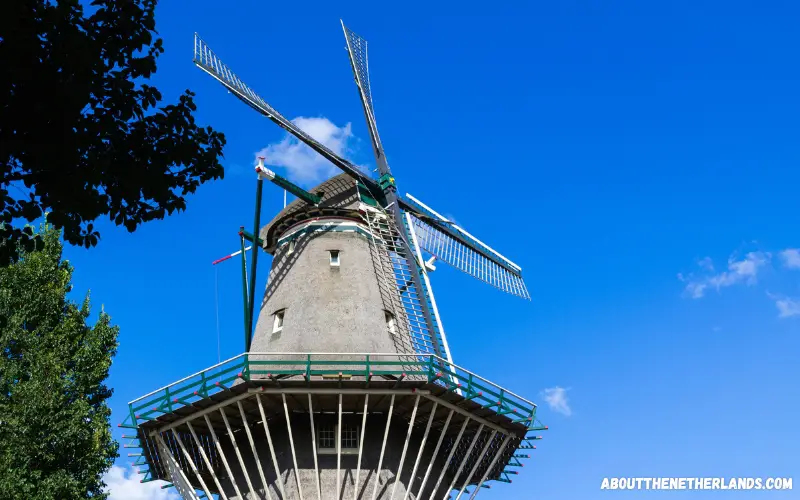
[404,195,531,300]
[359,202,451,365]
[193,33,373,183]
[339,24,531,302]
[341,23,375,122]
[342,22,386,160]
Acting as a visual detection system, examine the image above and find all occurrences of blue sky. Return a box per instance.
[59,0,800,498]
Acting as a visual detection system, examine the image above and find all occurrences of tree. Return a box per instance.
[0,0,226,265]
[0,225,119,499]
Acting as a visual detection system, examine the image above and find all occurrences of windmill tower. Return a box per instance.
[120,23,545,500]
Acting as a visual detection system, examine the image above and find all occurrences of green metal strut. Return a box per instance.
[246,177,264,351]
[256,158,321,206]
[239,228,249,351]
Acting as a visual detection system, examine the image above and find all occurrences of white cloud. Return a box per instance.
[542,386,572,416]
[779,248,800,269]
[767,293,800,318]
[680,277,708,299]
[254,116,358,185]
[697,256,714,272]
[103,465,180,500]
[680,251,771,299]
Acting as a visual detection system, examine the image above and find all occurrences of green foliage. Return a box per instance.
[0,0,226,265]
[0,225,119,499]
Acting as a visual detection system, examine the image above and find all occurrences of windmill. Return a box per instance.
[119,22,545,500]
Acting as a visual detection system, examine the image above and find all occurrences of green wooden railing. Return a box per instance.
[122,353,538,427]
[120,352,546,485]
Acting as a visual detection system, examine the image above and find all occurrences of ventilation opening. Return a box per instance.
[273,309,285,333]
[329,250,340,267]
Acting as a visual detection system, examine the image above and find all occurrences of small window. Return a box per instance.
[287,240,295,255]
[329,250,340,267]
[318,423,359,453]
[341,425,358,449]
[318,424,335,449]
[385,311,397,336]
[273,310,285,333]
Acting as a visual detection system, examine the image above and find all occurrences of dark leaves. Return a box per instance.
[0,0,226,265]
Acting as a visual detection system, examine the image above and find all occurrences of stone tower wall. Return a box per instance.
[249,225,399,356]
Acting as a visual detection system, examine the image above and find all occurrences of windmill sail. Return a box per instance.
[359,203,451,364]
[193,34,375,186]
[341,24,451,363]
[341,22,388,168]
[403,194,531,300]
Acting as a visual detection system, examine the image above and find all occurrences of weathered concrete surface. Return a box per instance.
[249,228,397,356]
